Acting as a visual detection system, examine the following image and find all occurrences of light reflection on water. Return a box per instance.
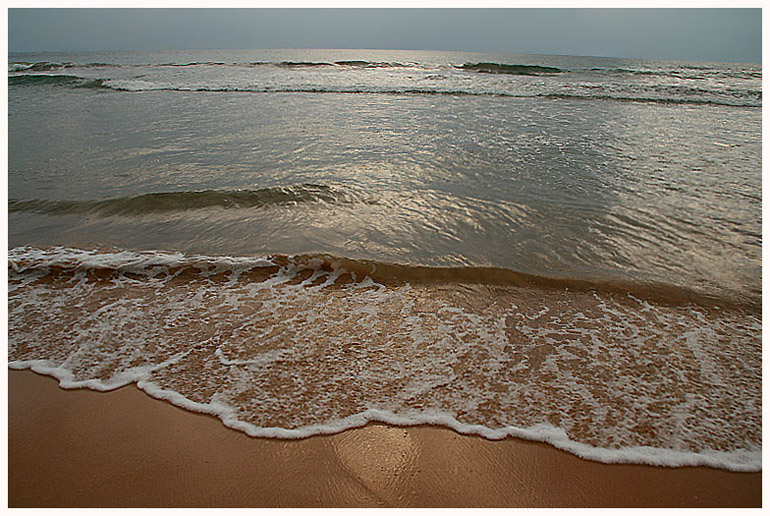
[9,74,761,306]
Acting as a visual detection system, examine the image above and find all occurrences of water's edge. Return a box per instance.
[8,361,761,473]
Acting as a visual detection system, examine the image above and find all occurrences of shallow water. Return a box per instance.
[7,49,762,470]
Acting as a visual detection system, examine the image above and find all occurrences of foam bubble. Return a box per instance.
[8,246,762,471]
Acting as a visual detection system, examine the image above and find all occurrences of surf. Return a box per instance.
[8,246,762,472]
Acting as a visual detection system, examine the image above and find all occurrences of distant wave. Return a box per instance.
[591,66,762,81]
[9,69,761,107]
[160,61,226,67]
[9,184,364,217]
[8,74,106,88]
[277,61,333,67]
[333,60,414,68]
[9,60,421,73]
[239,60,419,69]
[537,92,762,107]
[111,83,768,107]
[456,62,564,75]
[10,60,760,81]
[8,61,73,72]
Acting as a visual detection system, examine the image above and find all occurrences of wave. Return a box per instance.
[8,60,419,72]
[10,73,758,107]
[457,62,564,75]
[237,60,418,69]
[590,66,762,81]
[6,244,755,312]
[159,61,226,67]
[9,184,361,216]
[9,61,129,72]
[9,74,79,86]
[10,60,759,82]
[277,61,333,67]
[8,74,106,88]
[8,61,73,72]
[334,60,413,68]
[537,92,761,107]
[7,245,762,471]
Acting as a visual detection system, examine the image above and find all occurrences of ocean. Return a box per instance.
[7,49,761,471]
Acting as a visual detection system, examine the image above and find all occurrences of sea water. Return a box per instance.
[8,49,762,471]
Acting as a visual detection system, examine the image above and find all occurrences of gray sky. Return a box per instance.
[8,8,763,63]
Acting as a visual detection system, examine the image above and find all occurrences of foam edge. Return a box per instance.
[8,363,761,473]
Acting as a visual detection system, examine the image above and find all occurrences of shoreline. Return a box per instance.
[8,369,761,507]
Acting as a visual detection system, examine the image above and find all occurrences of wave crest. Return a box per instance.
[12,73,757,107]
[9,74,106,88]
[457,62,564,75]
[9,184,360,216]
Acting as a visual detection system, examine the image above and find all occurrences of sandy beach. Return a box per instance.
[7,369,761,508]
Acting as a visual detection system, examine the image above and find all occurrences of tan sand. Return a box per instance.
[8,369,761,508]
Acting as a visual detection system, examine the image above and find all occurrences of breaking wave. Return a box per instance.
[9,73,759,107]
[456,62,564,75]
[8,74,106,88]
[7,245,762,472]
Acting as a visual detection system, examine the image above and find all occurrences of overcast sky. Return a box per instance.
[7,8,763,63]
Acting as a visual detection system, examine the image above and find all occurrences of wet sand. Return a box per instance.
[8,369,761,507]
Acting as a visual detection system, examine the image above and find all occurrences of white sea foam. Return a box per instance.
[8,359,762,472]
[10,54,760,107]
[8,246,762,472]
